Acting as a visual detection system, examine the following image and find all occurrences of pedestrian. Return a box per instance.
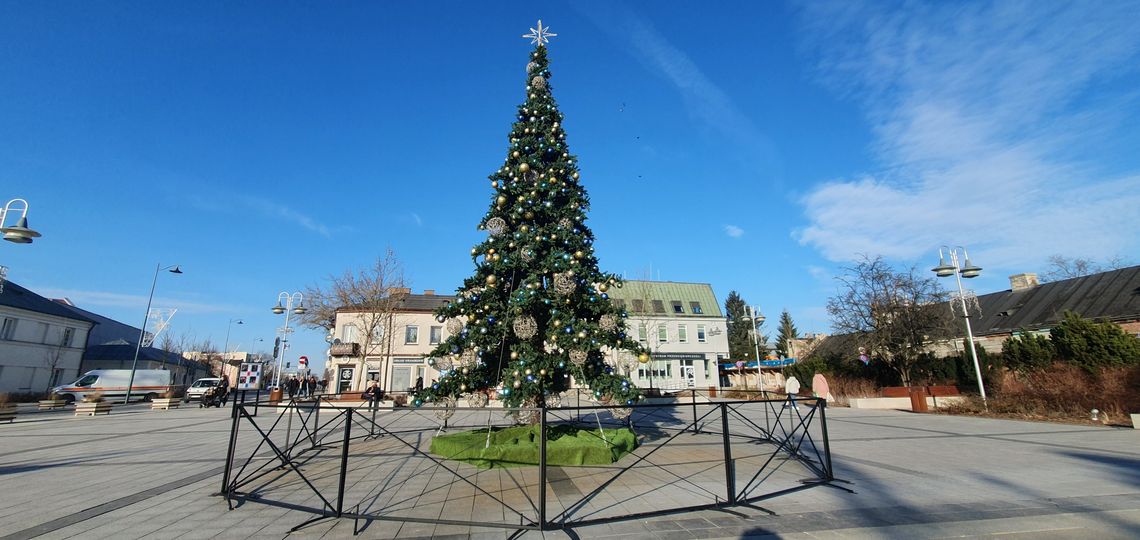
[287,376,298,399]
[219,377,231,406]
[309,375,319,396]
[299,376,310,398]
[319,378,328,394]
[414,376,423,393]
[362,380,381,410]
[785,376,801,410]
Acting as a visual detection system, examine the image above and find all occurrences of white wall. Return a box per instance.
[0,307,91,394]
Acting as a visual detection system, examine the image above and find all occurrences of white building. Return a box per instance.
[607,280,730,391]
[0,280,94,394]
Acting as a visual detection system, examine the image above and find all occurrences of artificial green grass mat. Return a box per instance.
[429,424,638,469]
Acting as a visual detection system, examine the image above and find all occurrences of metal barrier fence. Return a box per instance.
[221,390,835,533]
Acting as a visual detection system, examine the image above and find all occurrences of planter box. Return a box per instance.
[0,405,16,423]
[151,398,180,411]
[38,399,68,410]
[75,401,112,416]
[1131,414,1139,430]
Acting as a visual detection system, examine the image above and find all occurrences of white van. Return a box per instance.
[53,369,175,404]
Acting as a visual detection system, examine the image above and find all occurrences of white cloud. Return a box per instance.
[724,225,744,238]
[34,287,231,314]
[794,1,1140,268]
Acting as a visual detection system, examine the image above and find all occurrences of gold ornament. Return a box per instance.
[513,380,521,389]
[598,283,609,292]
[486,275,497,285]
[577,331,587,339]
[471,248,478,255]
[512,151,520,157]
[488,248,496,254]
[491,181,498,188]
[510,351,519,360]
[496,195,507,206]
[539,369,547,376]
[638,353,650,364]
[524,211,534,219]
[519,163,530,173]
[574,251,584,259]
[525,368,532,375]
[572,172,580,180]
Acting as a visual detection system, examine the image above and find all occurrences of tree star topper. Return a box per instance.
[523,20,557,46]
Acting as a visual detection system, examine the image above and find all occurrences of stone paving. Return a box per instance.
[0,399,1137,539]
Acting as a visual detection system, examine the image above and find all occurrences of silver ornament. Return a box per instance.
[435,397,457,421]
[486,217,506,236]
[446,318,463,334]
[546,394,562,408]
[599,314,618,332]
[467,392,489,408]
[558,218,573,230]
[526,61,539,74]
[569,350,588,366]
[513,315,538,340]
[554,272,576,295]
[531,76,547,89]
[435,356,454,371]
[459,350,477,368]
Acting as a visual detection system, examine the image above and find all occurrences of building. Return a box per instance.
[329,289,454,395]
[0,280,95,394]
[606,280,730,391]
[53,299,209,387]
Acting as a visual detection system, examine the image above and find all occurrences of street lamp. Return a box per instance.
[743,305,765,390]
[932,246,987,408]
[125,264,183,404]
[271,292,306,388]
[221,318,243,380]
[1,198,42,244]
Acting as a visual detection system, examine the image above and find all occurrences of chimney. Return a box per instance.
[423,289,435,296]
[1009,273,1039,291]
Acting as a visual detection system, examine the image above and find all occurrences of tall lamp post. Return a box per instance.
[271,292,306,389]
[125,264,182,404]
[932,246,987,408]
[1,198,43,244]
[221,318,243,382]
[744,305,765,390]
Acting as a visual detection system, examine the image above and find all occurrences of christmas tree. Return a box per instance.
[413,22,645,419]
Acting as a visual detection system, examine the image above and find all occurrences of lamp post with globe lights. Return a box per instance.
[271,292,305,389]
[125,264,182,404]
[932,246,987,408]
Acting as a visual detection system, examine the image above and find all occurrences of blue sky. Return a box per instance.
[3,1,1138,372]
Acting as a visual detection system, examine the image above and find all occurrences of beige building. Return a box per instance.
[329,289,453,395]
[0,281,94,394]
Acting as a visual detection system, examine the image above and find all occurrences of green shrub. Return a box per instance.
[1050,311,1140,372]
[1003,332,1056,372]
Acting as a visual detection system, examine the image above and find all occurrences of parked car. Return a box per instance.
[184,378,224,402]
[53,369,175,404]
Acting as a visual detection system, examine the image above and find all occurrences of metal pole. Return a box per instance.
[819,398,834,481]
[748,305,761,391]
[691,388,699,434]
[125,264,161,405]
[221,397,242,497]
[952,251,988,408]
[720,402,736,503]
[539,405,548,529]
[337,408,352,517]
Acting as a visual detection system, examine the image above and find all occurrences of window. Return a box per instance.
[430,326,442,345]
[613,299,626,309]
[405,325,419,344]
[638,360,672,379]
[371,325,384,343]
[631,299,645,313]
[638,323,647,342]
[61,327,74,347]
[672,301,684,314]
[678,324,688,343]
[697,324,707,343]
[690,302,703,314]
[652,300,666,313]
[658,325,668,343]
[1,318,16,340]
[342,323,359,344]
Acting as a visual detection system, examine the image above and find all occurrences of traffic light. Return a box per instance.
[273,337,281,359]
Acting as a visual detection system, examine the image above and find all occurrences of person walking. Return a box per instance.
[362,380,381,410]
[287,376,298,399]
[414,376,423,393]
[309,375,319,396]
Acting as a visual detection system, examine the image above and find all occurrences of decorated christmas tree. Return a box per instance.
[413,22,646,419]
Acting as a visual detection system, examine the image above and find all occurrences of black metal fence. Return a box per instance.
[221,390,834,533]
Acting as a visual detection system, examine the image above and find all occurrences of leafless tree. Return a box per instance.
[1040,254,1132,282]
[300,249,407,391]
[827,255,954,386]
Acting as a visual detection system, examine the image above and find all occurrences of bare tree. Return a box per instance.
[827,255,954,386]
[301,249,407,391]
[1040,254,1132,282]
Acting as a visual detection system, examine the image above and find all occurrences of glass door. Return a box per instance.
[338,367,355,394]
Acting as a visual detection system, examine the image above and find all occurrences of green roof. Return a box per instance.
[607,280,723,318]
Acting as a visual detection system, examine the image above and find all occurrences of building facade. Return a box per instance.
[329,289,454,395]
[0,281,94,394]
[606,280,730,391]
